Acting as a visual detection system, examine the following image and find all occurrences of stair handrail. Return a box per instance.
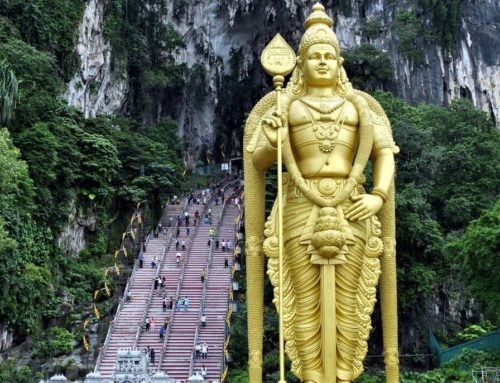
[188,193,232,376]
[157,199,206,370]
[133,199,189,348]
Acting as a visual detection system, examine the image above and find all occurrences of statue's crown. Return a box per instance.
[299,3,340,58]
[304,3,333,29]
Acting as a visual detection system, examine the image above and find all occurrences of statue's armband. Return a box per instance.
[371,114,398,158]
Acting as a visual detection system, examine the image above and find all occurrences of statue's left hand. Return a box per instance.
[345,194,383,221]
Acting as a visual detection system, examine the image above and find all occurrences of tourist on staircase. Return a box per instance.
[201,365,207,379]
[163,297,167,312]
[200,268,207,283]
[201,342,208,359]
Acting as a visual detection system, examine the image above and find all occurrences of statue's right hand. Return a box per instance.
[261,110,288,148]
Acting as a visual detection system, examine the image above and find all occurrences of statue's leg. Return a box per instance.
[286,237,322,375]
[282,196,322,379]
[335,229,365,382]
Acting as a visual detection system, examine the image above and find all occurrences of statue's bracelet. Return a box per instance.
[372,187,388,202]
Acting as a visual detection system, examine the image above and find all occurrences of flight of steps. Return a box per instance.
[94,182,240,381]
[136,203,203,373]
[160,202,225,380]
[96,203,184,377]
[192,204,240,380]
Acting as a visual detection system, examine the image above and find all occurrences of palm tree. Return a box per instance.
[0,60,19,125]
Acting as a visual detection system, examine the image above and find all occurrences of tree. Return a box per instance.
[445,200,500,323]
[343,44,394,91]
[0,128,33,223]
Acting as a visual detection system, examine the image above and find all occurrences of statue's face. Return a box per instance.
[301,43,338,87]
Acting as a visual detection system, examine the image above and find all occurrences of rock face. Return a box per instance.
[64,0,128,118]
[57,200,97,257]
[0,323,13,352]
[67,0,499,154]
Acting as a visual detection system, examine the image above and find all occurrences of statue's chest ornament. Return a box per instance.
[299,98,346,153]
[313,123,340,152]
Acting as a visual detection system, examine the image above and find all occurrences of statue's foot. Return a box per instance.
[337,380,351,383]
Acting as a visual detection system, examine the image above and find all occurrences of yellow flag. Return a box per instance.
[83,319,90,329]
[130,230,136,240]
[122,246,128,257]
[93,290,99,301]
[83,335,90,351]
[183,159,188,176]
[122,232,126,241]
[136,202,141,210]
[104,269,109,278]
[114,263,120,275]
[221,366,228,382]
[137,214,142,224]
[93,304,100,320]
[220,143,226,159]
[114,250,119,259]
[104,282,111,297]
[130,215,135,226]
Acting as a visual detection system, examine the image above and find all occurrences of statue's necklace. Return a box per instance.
[300,97,346,121]
[299,98,347,153]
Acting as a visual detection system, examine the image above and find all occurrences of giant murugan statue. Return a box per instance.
[243,3,399,383]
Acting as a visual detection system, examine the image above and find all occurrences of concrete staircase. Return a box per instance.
[159,202,225,380]
[95,182,240,381]
[96,203,184,378]
[192,204,240,380]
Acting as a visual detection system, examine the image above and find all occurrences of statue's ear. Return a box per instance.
[339,56,344,65]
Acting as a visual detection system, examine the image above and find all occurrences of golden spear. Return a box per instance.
[261,33,296,383]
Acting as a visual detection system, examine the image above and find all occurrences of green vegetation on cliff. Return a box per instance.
[0,0,186,369]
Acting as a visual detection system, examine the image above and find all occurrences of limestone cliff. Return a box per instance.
[64,0,128,118]
[66,0,499,157]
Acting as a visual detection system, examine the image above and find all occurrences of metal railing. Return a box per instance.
[472,367,499,383]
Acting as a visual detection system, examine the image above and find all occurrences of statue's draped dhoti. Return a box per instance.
[264,175,383,382]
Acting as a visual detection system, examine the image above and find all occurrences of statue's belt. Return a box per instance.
[285,176,364,200]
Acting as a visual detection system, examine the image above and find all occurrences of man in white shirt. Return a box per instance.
[201,342,208,359]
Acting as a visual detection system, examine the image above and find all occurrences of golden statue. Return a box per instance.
[243,3,400,383]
